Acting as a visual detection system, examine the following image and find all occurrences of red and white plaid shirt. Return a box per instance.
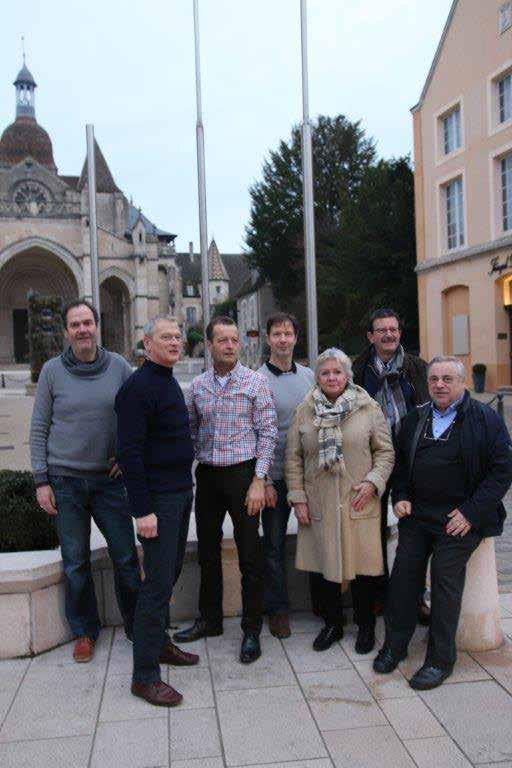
[186,361,278,476]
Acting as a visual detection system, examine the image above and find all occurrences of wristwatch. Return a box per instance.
[255,471,266,480]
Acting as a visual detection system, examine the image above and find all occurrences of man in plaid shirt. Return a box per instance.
[174,316,277,663]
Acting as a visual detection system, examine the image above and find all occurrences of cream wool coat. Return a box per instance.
[285,386,395,583]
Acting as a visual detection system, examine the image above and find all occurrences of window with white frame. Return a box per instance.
[499,73,512,123]
[186,306,197,325]
[445,178,465,250]
[186,284,194,297]
[503,154,512,232]
[443,108,461,155]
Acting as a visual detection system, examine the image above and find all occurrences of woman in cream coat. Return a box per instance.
[285,348,394,653]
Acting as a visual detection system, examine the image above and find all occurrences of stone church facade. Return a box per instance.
[0,60,248,363]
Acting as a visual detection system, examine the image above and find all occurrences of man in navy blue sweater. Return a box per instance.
[116,315,198,707]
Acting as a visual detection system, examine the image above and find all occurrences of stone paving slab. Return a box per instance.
[0,663,106,742]
[170,707,222,762]
[298,668,386,731]
[420,680,512,764]
[405,736,473,768]
[91,718,168,768]
[0,735,93,768]
[324,725,416,768]
[216,685,327,766]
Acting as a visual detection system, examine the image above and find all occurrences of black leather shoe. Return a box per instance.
[173,619,223,643]
[313,625,343,652]
[355,624,375,655]
[373,647,404,674]
[240,633,261,664]
[409,664,452,690]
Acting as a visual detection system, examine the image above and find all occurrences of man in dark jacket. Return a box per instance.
[353,309,429,617]
[373,356,512,690]
[116,315,199,708]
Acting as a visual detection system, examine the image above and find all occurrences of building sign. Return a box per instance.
[489,253,512,275]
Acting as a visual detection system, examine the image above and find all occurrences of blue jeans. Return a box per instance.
[50,474,141,641]
[261,479,291,615]
[133,489,193,684]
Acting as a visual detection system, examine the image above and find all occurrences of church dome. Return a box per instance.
[0,116,56,171]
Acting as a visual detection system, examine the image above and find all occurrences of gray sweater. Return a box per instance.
[30,349,133,485]
[257,361,314,481]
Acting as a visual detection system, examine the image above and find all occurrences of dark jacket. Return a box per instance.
[391,391,512,537]
[115,359,194,518]
[352,346,429,410]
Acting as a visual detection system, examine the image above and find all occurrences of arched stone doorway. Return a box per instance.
[0,247,79,363]
[100,276,132,357]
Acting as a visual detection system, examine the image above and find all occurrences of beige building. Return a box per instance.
[0,60,247,363]
[413,0,512,389]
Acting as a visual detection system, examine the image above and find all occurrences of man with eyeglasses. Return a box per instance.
[353,308,429,626]
[374,356,512,689]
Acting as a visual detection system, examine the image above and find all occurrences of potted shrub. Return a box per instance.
[472,363,487,393]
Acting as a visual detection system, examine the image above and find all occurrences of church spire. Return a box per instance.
[14,43,37,120]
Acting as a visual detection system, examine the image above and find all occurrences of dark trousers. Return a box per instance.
[133,489,193,684]
[262,479,291,615]
[195,460,263,634]
[50,474,141,641]
[385,516,481,669]
[309,572,375,628]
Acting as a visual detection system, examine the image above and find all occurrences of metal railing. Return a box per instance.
[487,391,506,418]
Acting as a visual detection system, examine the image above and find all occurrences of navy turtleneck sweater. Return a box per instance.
[115,358,194,518]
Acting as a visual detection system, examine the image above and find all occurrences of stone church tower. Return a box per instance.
[0,59,178,363]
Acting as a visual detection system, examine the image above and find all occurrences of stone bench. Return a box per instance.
[0,517,503,659]
[0,521,312,659]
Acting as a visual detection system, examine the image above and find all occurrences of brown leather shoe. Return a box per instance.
[159,638,200,666]
[268,613,291,639]
[131,680,183,707]
[73,636,95,663]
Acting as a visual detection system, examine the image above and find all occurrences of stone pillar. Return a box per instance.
[456,537,503,652]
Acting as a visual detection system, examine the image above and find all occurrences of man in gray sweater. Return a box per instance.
[258,313,314,638]
[30,300,141,663]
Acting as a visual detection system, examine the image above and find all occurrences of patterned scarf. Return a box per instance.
[372,345,408,434]
[312,383,360,473]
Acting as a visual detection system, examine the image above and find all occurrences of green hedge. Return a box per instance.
[0,470,59,553]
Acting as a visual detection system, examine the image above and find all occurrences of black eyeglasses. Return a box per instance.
[423,415,456,442]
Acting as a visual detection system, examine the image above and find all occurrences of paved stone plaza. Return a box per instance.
[2,392,512,767]
[0,611,512,768]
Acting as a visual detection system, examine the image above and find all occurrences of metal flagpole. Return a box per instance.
[193,0,211,368]
[85,124,101,343]
[300,0,318,365]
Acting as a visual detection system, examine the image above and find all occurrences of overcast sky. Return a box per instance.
[2,0,452,253]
